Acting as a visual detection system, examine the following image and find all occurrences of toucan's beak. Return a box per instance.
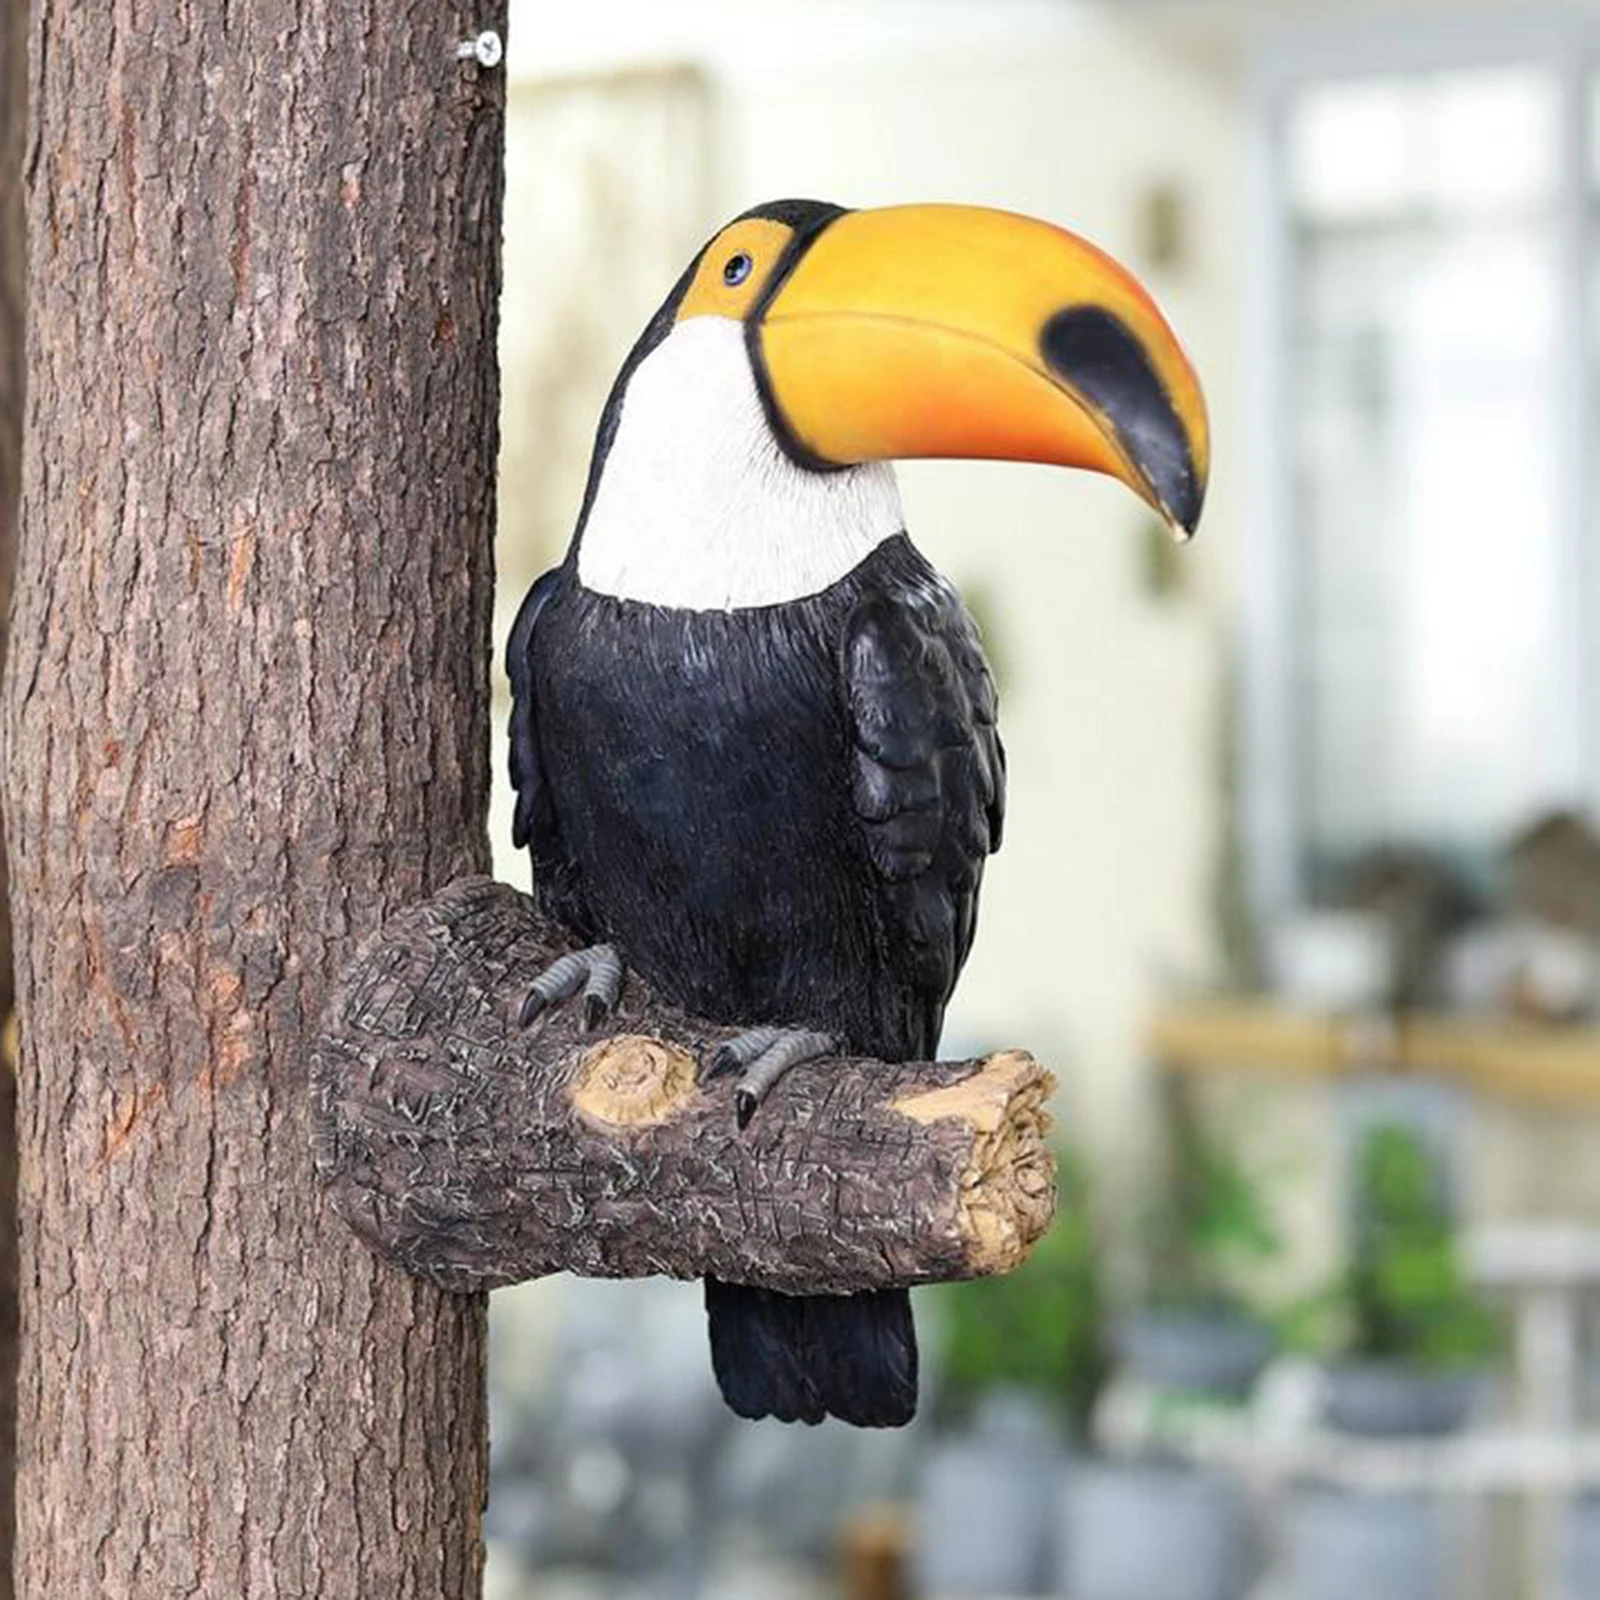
[756,204,1209,539]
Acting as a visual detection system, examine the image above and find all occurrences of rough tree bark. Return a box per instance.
[6,7,505,1597]
[0,0,22,1591]
[312,878,1058,1296]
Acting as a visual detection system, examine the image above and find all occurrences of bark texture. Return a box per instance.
[6,7,506,1596]
[312,878,1059,1295]
[0,0,24,1590]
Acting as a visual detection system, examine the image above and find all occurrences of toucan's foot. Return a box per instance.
[517,943,623,1032]
[703,1027,839,1129]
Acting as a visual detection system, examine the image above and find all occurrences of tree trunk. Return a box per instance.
[312,878,1057,1296]
[5,7,505,1597]
[0,0,25,1592]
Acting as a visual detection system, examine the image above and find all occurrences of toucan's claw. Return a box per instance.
[701,1026,784,1084]
[703,1027,838,1131]
[517,943,623,1031]
[704,1045,743,1082]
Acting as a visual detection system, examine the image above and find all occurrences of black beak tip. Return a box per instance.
[1040,305,1203,542]
[1164,470,1205,543]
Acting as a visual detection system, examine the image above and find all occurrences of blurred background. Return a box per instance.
[484,2,1600,1596]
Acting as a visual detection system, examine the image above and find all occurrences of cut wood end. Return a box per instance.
[892,1050,1058,1277]
[892,1050,1052,1134]
[569,1034,699,1127]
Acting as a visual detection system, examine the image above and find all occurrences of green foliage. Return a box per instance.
[933,1143,1108,1434]
[1145,1109,1282,1311]
[1295,1122,1499,1371]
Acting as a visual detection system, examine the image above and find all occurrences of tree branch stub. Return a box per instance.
[312,876,1058,1298]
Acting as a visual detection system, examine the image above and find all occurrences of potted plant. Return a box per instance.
[1284,1489,1446,1600]
[1052,1120,1258,1600]
[912,1142,1106,1598]
[1314,1120,1498,1436]
[1116,1106,1282,1401]
[1061,1459,1251,1600]
[1281,1122,1500,1600]
[935,1139,1108,1434]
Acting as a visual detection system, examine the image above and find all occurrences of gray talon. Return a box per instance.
[580,944,623,1030]
[706,1027,838,1129]
[705,1045,741,1081]
[702,1026,784,1083]
[518,943,623,1029]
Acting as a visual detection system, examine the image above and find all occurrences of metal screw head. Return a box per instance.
[456,29,503,68]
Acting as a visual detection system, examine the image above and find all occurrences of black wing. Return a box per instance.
[506,568,562,851]
[842,574,1006,1058]
[506,568,592,931]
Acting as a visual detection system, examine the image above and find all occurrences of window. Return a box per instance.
[1250,31,1600,915]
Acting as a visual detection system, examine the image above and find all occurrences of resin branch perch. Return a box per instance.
[309,877,1057,1296]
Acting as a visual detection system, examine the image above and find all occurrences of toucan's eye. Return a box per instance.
[723,252,754,287]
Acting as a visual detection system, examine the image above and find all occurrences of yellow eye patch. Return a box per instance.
[675,218,797,323]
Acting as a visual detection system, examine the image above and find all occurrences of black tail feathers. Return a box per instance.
[704,1278,918,1428]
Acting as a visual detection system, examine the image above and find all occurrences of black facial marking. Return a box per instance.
[573,201,853,551]
[744,202,853,474]
[1041,306,1202,532]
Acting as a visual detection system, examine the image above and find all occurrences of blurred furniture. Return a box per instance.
[1140,1000,1600,1599]
[1148,998,1600,1107]
[1099,1337,1600,1600]
[1471,1224,1600,1600]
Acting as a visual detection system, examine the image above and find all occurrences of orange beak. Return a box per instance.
[756,204,1209,539]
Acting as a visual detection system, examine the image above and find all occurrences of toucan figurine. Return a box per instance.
[507,200,1209,1427]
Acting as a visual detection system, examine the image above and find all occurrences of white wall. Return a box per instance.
[498,0,1249,1216]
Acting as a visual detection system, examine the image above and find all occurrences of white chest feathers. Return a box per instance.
[575,317,904,610]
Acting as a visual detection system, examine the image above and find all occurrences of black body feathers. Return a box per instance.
[509,536,1003,1062]
[506,534,1005,1422]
